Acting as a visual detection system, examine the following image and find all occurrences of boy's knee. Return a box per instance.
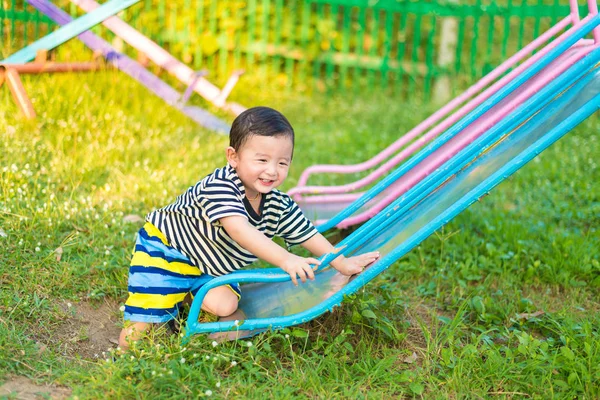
[211,297,238,317]
[203,292,239,317]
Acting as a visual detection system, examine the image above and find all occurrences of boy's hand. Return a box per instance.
[280,254,321,286]
[333,251,380,276]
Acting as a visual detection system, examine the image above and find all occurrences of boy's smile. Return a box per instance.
[226,134,294,199]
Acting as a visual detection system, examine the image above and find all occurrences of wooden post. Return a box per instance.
[5,68,37,119]
[433,0,458,104]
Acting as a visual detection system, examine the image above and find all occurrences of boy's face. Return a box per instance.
[226,134,294,197]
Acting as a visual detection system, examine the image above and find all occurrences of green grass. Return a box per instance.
[1,53,599,398]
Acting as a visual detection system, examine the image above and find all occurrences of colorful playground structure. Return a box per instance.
[4,1,600,341]
[1,0,246,133]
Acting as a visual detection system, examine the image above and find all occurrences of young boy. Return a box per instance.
[119,106,379,349]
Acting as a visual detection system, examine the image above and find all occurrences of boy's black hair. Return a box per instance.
[229,106,295,153]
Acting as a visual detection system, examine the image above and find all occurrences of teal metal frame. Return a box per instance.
[183,13,600,341]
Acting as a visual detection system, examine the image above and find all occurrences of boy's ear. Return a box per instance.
[226,146,238,168]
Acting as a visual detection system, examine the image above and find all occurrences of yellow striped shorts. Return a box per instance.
[124,222,241,323]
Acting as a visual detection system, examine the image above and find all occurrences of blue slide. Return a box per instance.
[183,15,600,341]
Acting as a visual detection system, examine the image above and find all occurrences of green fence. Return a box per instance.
[0,0,584,98]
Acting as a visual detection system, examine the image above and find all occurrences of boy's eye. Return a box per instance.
[258,159,267,163]
[279,162,289,167]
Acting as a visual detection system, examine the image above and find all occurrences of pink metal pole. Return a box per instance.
[587,0,600,42]
[571,0,582,24]
[291,16,572,193]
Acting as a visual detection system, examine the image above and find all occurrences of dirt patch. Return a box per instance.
[42,298,122,360]
[0,376,71,400]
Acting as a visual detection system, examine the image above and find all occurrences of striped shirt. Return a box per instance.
[146,164,318,276]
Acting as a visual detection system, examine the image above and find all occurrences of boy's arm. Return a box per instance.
[220,216,320,286]
[300,233,380,276]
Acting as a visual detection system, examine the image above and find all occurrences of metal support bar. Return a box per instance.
[0,61,103,74]
[213,70,245,107]
[4,68,36,119]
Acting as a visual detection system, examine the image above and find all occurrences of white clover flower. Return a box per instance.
[216,382,221,388]
[205,390,212,396]
[211,341,218,347]
[35,247,41,252]
[285,334,290,339]
[152,371,156,376]
[67,303,72,308]
[246,341,252,347]
[230,361,237,367]
[130,355,135,360]
[205,355,210,360]
[234,320,240,326]
[119,305,126,312]
[180,358,186,364]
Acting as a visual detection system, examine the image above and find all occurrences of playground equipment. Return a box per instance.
[70,0,246,116]
[2,0,236,134]
[183,2,600,340]
[288,0,599,231]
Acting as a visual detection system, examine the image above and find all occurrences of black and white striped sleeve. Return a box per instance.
[198,178,247,223]
[276,195,318,246]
